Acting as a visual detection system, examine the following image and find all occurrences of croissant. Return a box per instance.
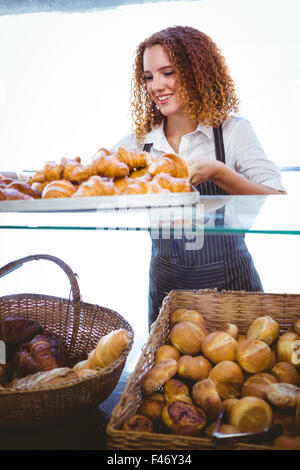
[42,180,77,198]
[87,150,130,178]
[0,187,34,200]
[148,153,189,178]
[73,175,118,197]
[9,367,78,390]
[153,173,192,193]
[0,316,43,345]
[13,332,70,377]
[0,178,15,187]
[115,147,151,169]
[61,157,91,183]
[29,160,64,183]
[7,181,41,199]
[93,329,131,368]
[113,176,134,192]
[130,167,152,180]
[121,179,162,195]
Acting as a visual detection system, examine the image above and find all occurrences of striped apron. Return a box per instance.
[144,125,263,330]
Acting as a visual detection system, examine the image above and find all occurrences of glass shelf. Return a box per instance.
[0,195,299,235]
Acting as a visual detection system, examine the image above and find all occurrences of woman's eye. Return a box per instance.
[144,76,152,81]
[164,71,174,77]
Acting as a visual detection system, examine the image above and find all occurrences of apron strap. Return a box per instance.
[143,143,153,153]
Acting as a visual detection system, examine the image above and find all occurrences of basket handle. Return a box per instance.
[0,254,81,344]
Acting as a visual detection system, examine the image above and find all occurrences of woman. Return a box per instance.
[114,26,286,329]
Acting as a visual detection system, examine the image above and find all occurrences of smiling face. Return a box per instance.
[143,44,184,118]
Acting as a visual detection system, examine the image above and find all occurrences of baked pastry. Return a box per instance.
[177,355,212,382]
[130,167,152,180]
[271,362,300,386]
[138,392,165,421]
[265,382,299,409]
[122,414,154,433]
[0,187,33,200]
[9,367,78,390]
[152,173,192,193]
[29,160,64,183]
[73,175,118,197]
[236,338,272,373]
[115,147,151,170]
[93,329,131,368]
[273,435,300,450]
[170,309,205,327]
[247,316,279,345]
[162,401,206,436]
[0,316,43,345]
[170,321,207,356]
[222,398,240,419]
[141,359,178,395]
[163,379,193,404]
[113,176,134,192]
[229,396,273,433]
[208,360,244,399]
[237,335,247,345]
[241,372,278,399]
[61,157,91,183]
[72,359,89,372]
[13,332,70,377]
[42,180,77,198]
[202,331,238,363]
[76,368,98,378]
[148,153,189,178]
[7,181,41,199]
[276,331,300,366]
[87,150,130,178]
[191,378,222,420]
[155,344,181,364]
[221,323,239,340]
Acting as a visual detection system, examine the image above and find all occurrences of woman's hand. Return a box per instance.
[188,157,221,186]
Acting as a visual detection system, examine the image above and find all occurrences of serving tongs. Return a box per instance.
[212,409,283,446]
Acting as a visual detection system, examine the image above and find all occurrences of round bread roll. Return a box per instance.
[218,424,240,434]
[141,359,178,395]
[122,414,154,432]
[222,398,240,420]
[208,360,244,399]
[241,372,277,399]
[247,316,279,345]
[237,335,247,345]
[267,348,278,371]
[294,319,300,335]
[138,392,165,421]
[265,382,299,409]
[177,355,212,382]
[162,401,206,436]
[272,411,295,434]
[155,345,181,364]
[202,332,238,364]
[170,309,205,327]
[236,338,271,373]
[271,362,300,386]
[191,378,222,420]
[169,321,206,355]
[276,331,300,366]
[221,323,239,340]
[229,396,273,433]
[164,379,192,404]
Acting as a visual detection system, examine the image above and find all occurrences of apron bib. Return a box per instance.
[145,125,263,329]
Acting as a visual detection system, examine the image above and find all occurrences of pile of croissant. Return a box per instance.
[122,310,300,449]
[0,315,130,390]
[0,147,192,201]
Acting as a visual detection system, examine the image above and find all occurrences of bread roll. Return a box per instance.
[177,355,212,382]
[222,398,240,420]
[164,378,192,404]
[237,335,247,345]
[141,359,178,395]
[170,309,205,327]
[229,396,273,433]
[122,414,154,432]
[72,359,88,371]
[272,411,295,434]
[247,316,279,345]
[218,424,240,434]
[162,401,206,436]
[94,329,131,368]
[265,382,299,409]
[138,392,165,421]
[202,332,238,364]
[155,345,181,364]
[241,372,277,399]
[191,378,222,420]
[277,331,300,366]
[169,321,206,355]
[236,338,271,373]
[221,323,239,340]
[87,348,98,369]
[9,367,78,390]
[208,360,244,399]
[271,362,300,386]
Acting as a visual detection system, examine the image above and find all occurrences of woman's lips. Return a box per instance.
[156,94,173,105]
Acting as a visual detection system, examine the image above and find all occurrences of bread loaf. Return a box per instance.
[9,367,78,390]
[241,372,277,399]
[141,359,178,395]
[271,362,300,386]
[229,396,273,433]
[265,383,299,409]
[208,360,244,399]
[202,331,238,363]
[191,378,222,420]
[277,331,300,366]
[155,345,181,364]
[162,401,206,436]
[236,338,271,373]
[94,329,131,368]
[169,321,206,355]
[177,355,212,382]
[170,309,205,327]
[138,392,165,421]
[122,414,154,432]
[163,379,192,404]
[247,316,279,345]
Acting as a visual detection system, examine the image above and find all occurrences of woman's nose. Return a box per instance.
[151,74,164,92]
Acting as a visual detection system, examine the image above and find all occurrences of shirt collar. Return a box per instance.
[142,120,214,145]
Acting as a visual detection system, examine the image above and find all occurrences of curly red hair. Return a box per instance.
[130,26,239,144]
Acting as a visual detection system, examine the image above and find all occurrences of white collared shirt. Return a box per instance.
[112,115,285,191]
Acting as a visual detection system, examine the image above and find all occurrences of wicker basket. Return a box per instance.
[0,254,134,429]
[107,289,300,451]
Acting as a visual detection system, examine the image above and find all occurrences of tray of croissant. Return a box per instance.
[0,147,200,212]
